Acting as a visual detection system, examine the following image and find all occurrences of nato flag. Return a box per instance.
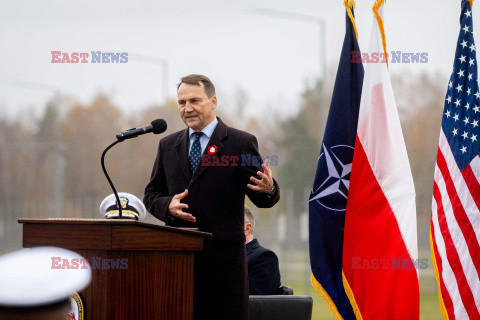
[309,9,364,320]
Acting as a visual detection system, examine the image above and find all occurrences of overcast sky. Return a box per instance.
[0,0,469,121]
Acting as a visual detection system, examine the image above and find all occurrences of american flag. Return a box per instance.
[431,1,480,318]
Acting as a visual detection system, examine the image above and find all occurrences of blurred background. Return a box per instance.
[0,0,470,318]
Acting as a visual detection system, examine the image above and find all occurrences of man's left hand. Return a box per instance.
[247,161,274,193]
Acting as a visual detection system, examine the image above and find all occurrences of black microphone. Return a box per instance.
[116,119,167,141]
[102,118,167,218]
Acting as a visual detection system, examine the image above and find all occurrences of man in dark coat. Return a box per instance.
[244,205,281,295]
[143,74,280,320]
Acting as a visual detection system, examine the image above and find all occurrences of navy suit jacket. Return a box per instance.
[144,118,280,320]
[247,238,281,295]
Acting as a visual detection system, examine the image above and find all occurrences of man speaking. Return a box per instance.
[143,74,280,320]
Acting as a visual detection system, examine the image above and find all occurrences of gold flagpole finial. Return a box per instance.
[344,0,359,40]
[372,0,389,68]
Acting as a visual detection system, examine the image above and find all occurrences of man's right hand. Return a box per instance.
[168,189,196,222]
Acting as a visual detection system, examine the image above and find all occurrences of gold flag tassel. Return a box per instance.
[310,274,345,320]
[372,0,388,68]
[344,0,359,41]
[430,231,450,320]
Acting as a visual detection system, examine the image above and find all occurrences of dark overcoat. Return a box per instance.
[144,117,280,320]
[246,238,281,295]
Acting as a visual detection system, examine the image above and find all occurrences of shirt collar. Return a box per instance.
[189,117,218,139]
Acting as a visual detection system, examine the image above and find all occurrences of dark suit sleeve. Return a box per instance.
[249,251,281,295]
[240,135,280,208]
[143,140,173,222]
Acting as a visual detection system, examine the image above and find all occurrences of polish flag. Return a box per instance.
[342,3,419,319]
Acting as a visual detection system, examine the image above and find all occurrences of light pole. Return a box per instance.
[4,80,65,219]
[128,53,170,106]
[247,8,326,80]
[247,8,327,139]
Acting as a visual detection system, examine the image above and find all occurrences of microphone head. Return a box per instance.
[151,119,167,134]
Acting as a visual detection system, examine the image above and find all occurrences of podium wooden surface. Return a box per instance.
[18,218,211,320]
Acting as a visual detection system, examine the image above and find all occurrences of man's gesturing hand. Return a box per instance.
[247,161,274,193]
[168,189,196,222]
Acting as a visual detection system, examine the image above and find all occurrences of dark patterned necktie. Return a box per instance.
[189,132,204,173]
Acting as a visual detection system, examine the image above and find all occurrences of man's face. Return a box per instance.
[177,82,217,132]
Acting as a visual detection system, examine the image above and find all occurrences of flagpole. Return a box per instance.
[372,0,389,68]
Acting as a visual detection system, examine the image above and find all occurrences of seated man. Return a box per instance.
[245,205,281,295]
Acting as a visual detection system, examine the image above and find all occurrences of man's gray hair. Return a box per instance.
[177,74,216,98]
[244,205,255,232]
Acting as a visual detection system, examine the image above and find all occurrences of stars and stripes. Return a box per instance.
[430,1,480,318]
[442,7,480,168]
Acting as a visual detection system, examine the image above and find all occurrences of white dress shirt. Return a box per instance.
[188,117,218,154]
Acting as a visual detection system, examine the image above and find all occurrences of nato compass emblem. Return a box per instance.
[309,144,354,212]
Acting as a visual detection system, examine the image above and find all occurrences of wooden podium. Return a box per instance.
[18,218,211,320]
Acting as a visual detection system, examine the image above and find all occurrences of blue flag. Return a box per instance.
[309,8,364,319]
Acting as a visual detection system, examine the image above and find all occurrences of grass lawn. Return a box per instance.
[289,276,443,320]
[279,249,444,319]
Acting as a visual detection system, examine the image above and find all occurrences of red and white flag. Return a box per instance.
[342,1,419,319]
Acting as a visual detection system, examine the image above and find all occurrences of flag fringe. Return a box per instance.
[372,0,389,68]
[429,230,450,320]
[344,0,359,40]
[310,273,344,320]
[341,271,364,320]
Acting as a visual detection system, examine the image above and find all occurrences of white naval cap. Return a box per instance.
[99,192,146,221]
[0,247,91,308]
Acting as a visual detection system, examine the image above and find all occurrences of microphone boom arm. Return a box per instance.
[101,140,124,218]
